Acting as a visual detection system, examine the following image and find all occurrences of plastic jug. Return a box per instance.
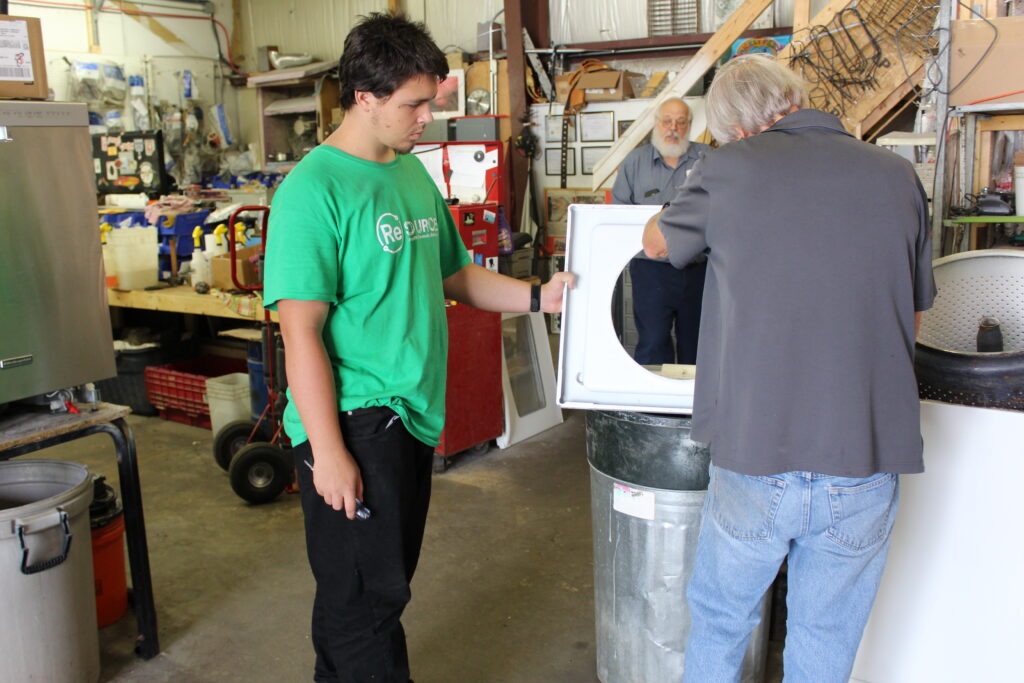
[106,227,158,290]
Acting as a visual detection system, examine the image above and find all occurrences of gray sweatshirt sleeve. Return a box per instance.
[911,175,937,312]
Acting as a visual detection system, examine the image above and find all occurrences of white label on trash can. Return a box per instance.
[613,483,655,520]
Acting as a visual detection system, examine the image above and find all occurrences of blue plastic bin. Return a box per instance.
[158,210,211,257]
[247,341,269,422]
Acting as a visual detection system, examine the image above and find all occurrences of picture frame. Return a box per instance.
[544,187,611,226]
[545,148,576,176]
[580,146,610,175]
[579,111,615,142]
[617,119,634,138]
[545,114,576,143]
[429,68,465,119]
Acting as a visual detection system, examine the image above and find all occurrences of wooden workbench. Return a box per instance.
[107,285,277,322]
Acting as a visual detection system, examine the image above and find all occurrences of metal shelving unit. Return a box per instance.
[932,0,1024,256]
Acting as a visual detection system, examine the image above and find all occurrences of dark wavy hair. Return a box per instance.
[339,13,449,110]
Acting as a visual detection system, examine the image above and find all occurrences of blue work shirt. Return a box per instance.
[612,141,710,261]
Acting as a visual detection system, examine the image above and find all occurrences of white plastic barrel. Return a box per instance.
[0,459,100,683]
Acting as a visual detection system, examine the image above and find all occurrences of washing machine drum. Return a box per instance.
[915,249,1024,411]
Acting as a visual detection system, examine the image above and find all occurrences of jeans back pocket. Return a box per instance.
[709,466,786,541]
[825,473,899,553]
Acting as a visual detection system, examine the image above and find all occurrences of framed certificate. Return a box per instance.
[580,111,615,142]
[580,146,610,175]
[545,114,576,143]
[545,147,576,176]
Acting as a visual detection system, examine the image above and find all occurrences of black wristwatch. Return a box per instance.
[530,283,541,312]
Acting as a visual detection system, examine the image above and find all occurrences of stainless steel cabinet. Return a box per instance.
[0,101,115,404]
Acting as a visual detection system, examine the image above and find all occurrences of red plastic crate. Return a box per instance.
[145,357,247,428]
[157,407,212,429]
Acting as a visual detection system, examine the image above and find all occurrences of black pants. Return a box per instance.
[293,407,434,683]
[629,257,706,366]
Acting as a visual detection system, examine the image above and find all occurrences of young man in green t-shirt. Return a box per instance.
[263,13,573,682]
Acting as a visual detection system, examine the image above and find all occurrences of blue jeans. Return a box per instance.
[683,465,899,683]
[629,258,706,365]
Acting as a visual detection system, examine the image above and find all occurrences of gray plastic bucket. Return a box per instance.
[587,410,769,683]
[0,459,100,683]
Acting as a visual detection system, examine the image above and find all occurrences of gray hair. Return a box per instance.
[706,54,809,143]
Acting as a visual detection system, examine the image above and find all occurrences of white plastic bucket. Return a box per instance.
[0,459,99,683]
[206,372,252,436]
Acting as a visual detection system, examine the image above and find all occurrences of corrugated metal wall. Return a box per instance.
[240,1,830,68]
[550,0,834,43]
[239,0,503,68]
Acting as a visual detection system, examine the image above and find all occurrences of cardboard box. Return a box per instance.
[498,247,532,279]
[256,45,278,73]
[950,17,1024,106]
[445,52,466,72]
[0,16,48,100]
[211,245,261,290]
[577,70,644,102]
[554,73,574,105]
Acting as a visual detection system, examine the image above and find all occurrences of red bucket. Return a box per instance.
[91,513,127,628]
[89,476,128,628]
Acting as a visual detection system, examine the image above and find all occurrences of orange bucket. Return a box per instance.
[91,513,128,628]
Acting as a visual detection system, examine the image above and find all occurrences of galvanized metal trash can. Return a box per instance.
[587,410,769,683]
[0,460,100,683]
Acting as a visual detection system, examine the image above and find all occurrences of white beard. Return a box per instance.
[652,133,690,160]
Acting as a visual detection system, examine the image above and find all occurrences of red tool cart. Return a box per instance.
[435,202,504,472]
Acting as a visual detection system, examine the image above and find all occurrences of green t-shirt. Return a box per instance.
[263,145,471,446]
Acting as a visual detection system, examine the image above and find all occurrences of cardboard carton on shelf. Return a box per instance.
[949,16,1024,107]
[554,69,645,105]
[554,73,573,105]
[0,15,48,100]
[577,70,644,103]
[210,245,261,291]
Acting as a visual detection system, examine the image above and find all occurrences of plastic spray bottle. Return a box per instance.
[190,226,211,290]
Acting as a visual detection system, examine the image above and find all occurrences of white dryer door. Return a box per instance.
[556,204,696,414]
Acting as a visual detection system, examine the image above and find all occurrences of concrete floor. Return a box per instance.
[32,401,787,683]
[38,410,601,683]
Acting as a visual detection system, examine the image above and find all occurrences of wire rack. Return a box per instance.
[785,0,938,120]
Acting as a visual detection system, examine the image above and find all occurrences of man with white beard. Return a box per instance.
[612,98,710,366]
